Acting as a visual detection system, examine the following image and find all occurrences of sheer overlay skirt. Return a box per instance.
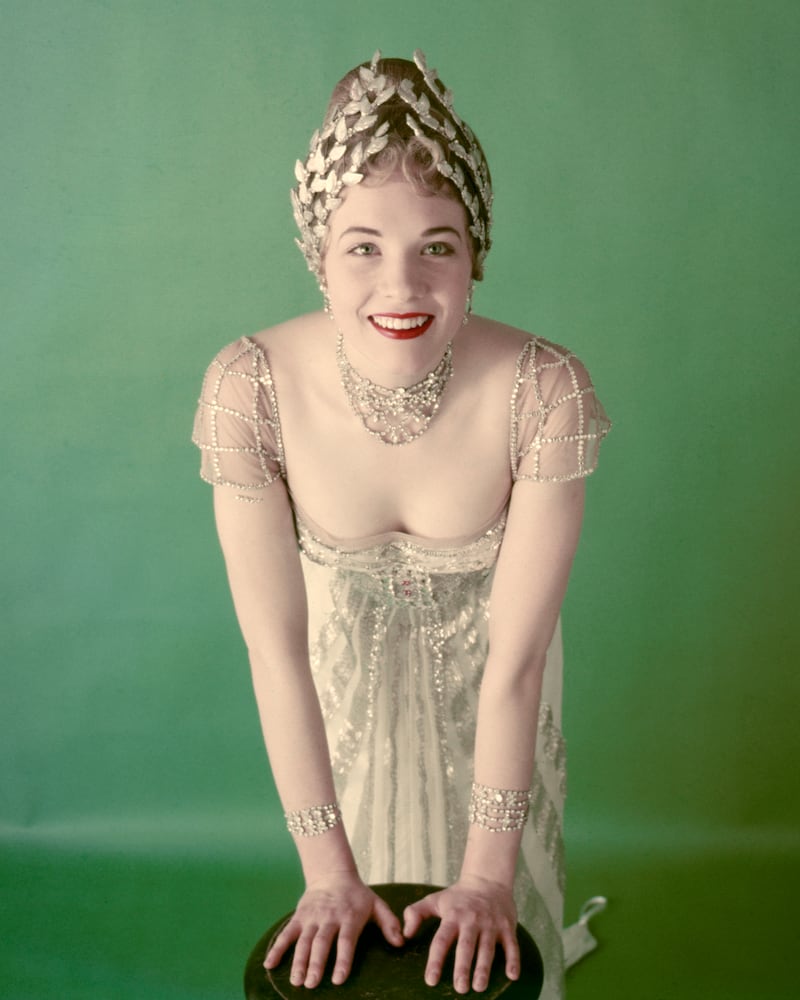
[301,549,567,1000]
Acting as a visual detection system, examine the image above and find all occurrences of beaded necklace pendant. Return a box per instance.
[336,333,454,446]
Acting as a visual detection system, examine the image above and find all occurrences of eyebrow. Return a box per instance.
[337,225,464,243]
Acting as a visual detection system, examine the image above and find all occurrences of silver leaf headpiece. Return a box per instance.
[291,49,493,277]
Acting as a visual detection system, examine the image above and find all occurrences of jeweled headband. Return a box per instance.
[291,49,493,277]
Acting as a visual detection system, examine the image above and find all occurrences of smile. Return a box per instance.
[368,313,434,339]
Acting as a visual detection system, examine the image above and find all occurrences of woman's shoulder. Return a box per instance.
[196,313,327,402]
[203,311,325,364]
[465,316,530,351]
[474,322,612,482]
[464,319,603,425]
[248,311,328,359]
[466,316,572,355]
[463,317,581,379]
[458,317,522,380]
[487,320,594,380]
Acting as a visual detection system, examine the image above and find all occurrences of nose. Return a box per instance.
[378,252,426,301]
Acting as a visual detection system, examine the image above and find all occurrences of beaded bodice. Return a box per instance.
[295,507,506,610]
[295,507,506,573]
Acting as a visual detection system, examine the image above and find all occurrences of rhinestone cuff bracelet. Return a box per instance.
[468,782,532,832]
[285,802,342,837]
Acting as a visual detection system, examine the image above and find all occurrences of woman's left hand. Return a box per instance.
[402,876,520,995]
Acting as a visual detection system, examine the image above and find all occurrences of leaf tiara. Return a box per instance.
[291,49,493,276]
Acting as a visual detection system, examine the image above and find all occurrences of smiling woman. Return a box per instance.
[324,178,472,387]
[192,50,610,1000]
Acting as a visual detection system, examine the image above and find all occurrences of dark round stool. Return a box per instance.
[244,883,543,998]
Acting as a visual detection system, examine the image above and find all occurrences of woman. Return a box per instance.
[193,51,610,998]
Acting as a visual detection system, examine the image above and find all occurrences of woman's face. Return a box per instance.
[322,175,473,385]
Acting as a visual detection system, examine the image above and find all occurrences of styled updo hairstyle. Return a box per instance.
[292,52,493,280]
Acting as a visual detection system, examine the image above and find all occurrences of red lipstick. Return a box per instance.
[368,313,434,340]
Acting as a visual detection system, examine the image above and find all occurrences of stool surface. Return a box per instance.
[244,883,543,999]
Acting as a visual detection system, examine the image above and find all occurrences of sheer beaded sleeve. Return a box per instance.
[192,337,285,493]
[511,337,611,483]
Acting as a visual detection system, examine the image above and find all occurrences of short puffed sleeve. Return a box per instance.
[511,337,611,482]
[192,338,285,491]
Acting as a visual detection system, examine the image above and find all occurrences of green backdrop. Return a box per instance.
[2,1,798,997]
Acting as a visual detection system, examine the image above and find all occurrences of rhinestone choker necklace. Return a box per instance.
[336,333,454,446]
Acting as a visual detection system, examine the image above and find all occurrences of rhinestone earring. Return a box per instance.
[462,282,474,326]
[319,280,333,319]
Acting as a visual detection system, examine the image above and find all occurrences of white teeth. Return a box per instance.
[372,315,430,331]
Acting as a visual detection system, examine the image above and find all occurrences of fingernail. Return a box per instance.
[456,976,468,994]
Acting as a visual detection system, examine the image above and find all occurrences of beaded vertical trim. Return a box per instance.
[285,802,342,837]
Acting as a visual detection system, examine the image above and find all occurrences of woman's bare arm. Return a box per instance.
[404,477,585,995]
[213,484,402,987]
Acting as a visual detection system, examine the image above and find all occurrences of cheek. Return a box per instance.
[324,265,365,309]
[449,264,474,298]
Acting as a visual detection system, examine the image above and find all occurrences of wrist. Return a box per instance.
[303,863,362,890]
[459,782,531,888]
[460,825,521,889]
[298,832,359,885]
[455,870,517,898]
[283,802,358,884]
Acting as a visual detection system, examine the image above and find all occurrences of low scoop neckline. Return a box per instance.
[291,494,510,553]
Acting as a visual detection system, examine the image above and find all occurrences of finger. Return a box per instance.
[403,894,440,938]
[289,927,316,988]
[425,920,459,988]
[500,923,521,981]
[471,934,498,993]
[304,923,337,989]
[452,927,480,995]
[373,896,404,946]
[264,919,301,969]
[331,922,361,986]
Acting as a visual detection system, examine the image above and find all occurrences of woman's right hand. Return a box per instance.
[264,871,404,988]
